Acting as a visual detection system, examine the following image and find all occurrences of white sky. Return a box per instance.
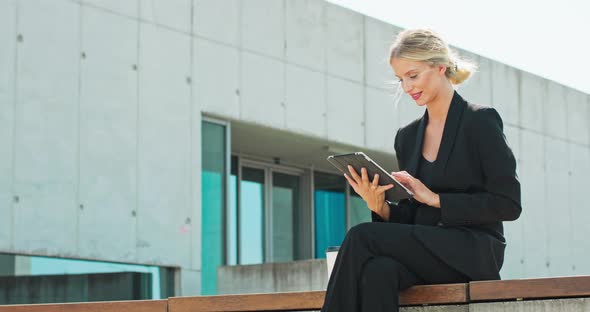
[329,0,590,95]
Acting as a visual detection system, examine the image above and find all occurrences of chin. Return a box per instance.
[414,97,428,106]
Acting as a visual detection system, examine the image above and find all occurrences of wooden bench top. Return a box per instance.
[168,291,325,312]
[168,284,467,312]
[168,284,468,311]
[0,276,588,311]
[168,276,590,311]
[470,276,590,301]
[0,300,167,312]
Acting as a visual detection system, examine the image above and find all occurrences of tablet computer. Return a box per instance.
[327,152,413,202]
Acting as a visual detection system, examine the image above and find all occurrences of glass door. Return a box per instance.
[239,166,265,265]
[270,171,300,263]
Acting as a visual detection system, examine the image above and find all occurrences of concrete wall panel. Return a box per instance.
[543,137,572,276]
[500,125,524,279]
[12,0,79,256]
[285,0,325,71]
[285,65,326,137]
[566,89,589,145]
[241,0,284,59]
[78,8,138,262]
[136,23,192,267]
[544,82,567,139]
[458,54,493,106]
[364,18,398,90]
[519,130,547,277]
[490,62,520,126]
[218,260,328,294]
[324,3,363,82]
[569,144,590,275]
[190,55,203,271]
[519,72,545,132]
[0,0,16,251]
[140,0,191,33]
[326,77,364,146]
[83,0,138,18]
[180,268,201,296]
[194,39,240,119]
[365,88,399,153]
[193,0,239,45]
[240,52,285,128]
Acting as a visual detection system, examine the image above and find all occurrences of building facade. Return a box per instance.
[0,0,589,300]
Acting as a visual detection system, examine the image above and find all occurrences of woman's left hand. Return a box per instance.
[391,171,440,208]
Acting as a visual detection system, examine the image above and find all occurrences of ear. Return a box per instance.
[437,64,447,76]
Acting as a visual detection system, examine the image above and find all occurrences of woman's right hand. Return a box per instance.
[344,165,394,217]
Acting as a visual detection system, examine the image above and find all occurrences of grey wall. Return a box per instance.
[0,0,588,297]
[218,259,328,294]
[0,0,202,294]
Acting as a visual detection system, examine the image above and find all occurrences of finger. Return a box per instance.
[372,174,379,188]
[347,165,361,182]
[396,179,412,189]
[361,167,369,184]
[392,174,409,181]
[377,184,394,193]
[344,173,358,188]
[392,171,410,178]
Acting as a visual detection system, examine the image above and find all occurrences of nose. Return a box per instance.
[401,79,413,93]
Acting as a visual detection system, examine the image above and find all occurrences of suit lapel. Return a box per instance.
[406,110,428,177]
[432,91,467,187]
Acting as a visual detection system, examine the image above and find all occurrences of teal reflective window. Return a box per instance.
[201,121,226,295]
[239,167,265,264]
[314,172,346,259]
[0,253,173,304]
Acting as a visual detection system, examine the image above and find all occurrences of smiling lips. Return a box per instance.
[411,92,422,100]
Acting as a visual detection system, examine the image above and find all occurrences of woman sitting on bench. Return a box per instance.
[321,28,522,312]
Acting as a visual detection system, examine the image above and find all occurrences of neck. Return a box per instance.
[426,82,454,124]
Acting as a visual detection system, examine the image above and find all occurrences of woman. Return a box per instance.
[321,28,522,312]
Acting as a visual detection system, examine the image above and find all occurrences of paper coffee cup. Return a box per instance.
[325,246,340,278]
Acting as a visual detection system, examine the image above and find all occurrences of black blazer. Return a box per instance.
[373,90,522,281]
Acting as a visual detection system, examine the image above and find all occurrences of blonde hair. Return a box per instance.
[389,28,477,85]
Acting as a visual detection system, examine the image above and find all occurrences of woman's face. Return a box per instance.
[390,57,447,106]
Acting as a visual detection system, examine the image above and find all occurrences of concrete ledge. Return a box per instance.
[470,297,590,312]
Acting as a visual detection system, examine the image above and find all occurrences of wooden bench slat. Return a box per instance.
[400,283,468,305]
[469,276,590,301]
[168,284,468,312]
[0,300,167,312]
[168,291,325,312]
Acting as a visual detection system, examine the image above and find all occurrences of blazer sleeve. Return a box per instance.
[439,107,522,226]
[372,128,416,224]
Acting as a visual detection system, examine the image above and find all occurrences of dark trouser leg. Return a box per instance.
[321,222,470,312]
[359,257,421,312]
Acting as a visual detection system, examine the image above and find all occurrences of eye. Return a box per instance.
[409,74,418,79]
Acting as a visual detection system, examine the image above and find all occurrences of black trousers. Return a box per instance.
[321,222,470,312]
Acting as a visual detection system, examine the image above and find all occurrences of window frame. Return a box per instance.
[202,116,232,266]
